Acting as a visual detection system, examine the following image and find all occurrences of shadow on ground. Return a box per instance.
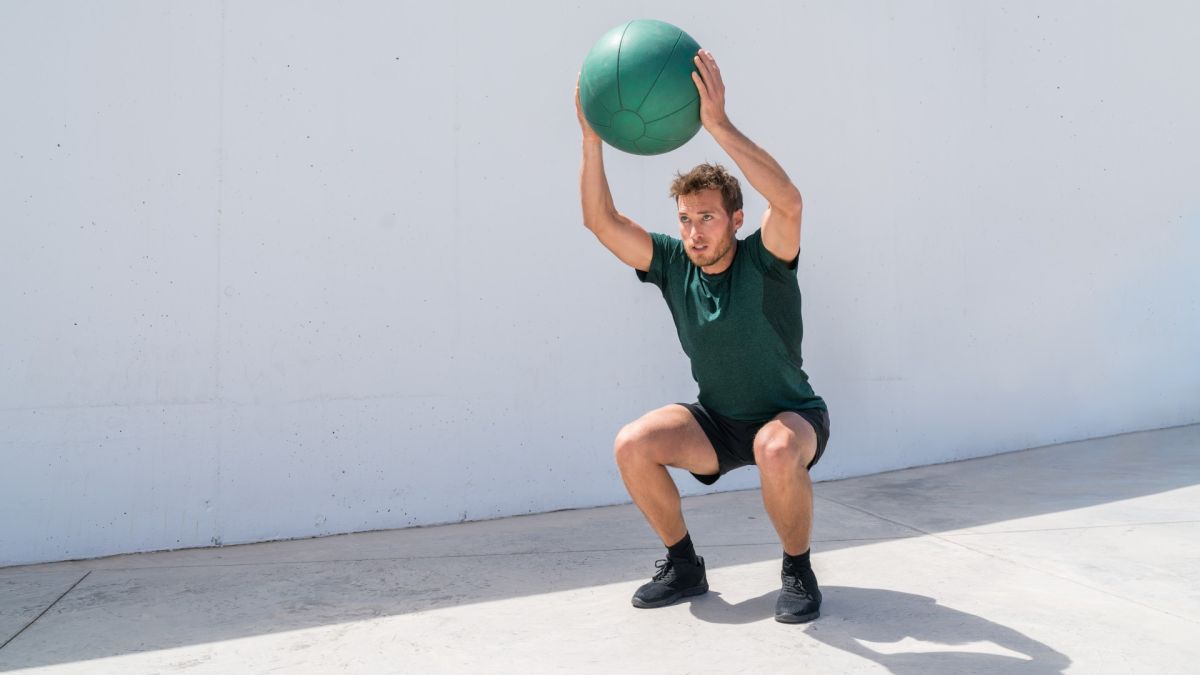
[688,586,1070,674]
[0,423,1195,671]
[804,587,1070,674]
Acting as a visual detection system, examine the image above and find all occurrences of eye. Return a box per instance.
[702,214,713,221]
[680,215,689,223]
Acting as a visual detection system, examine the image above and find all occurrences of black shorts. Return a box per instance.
[676,402,831,486]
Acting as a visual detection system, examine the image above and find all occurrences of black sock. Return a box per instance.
[667,532,697,563]
[784,548,811,568]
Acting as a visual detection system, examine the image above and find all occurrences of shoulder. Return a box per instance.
[650,231,683,248]
[636,232,687,286]
[742,228,798,274]
[650,232,686,264]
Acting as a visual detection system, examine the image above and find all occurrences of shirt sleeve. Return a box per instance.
[635,232,684,289]
[745,229,799,280]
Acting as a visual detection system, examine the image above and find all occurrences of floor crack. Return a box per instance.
[0,570,91,651]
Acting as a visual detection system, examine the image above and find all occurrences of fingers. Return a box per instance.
[691,70,708,99]
[575,74,597,138]
[692,52,710,86]
[693,49,725,108]
[692,49,722,88]
[691,49,729,129]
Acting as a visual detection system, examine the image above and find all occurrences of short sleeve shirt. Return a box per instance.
[637,229,826,420]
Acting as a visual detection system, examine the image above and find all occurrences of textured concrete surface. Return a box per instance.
[1,423,1197,673]
[7,1,1200,568]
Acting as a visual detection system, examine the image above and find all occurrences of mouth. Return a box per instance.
[691,244,709,254]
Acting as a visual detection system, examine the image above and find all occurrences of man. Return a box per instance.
[575,49,830,624]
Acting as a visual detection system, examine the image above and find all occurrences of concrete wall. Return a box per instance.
[2,1,1197,566]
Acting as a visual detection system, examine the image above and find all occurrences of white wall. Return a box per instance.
[2,1,1197,566]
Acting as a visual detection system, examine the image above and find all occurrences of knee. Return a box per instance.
[614,422,651,468]
[754,428,804,475]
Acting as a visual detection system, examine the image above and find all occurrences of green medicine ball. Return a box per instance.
[579,19,702,156]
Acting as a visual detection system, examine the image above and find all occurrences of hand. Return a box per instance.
[575,74,602,144]
[691,49,730,131]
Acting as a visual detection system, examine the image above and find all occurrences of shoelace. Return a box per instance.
[783,571,810,596]
[651,558,675,582]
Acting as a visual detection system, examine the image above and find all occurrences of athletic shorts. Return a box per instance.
[676,402,831,486]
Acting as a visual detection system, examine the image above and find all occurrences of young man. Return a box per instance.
[576,49,830,624]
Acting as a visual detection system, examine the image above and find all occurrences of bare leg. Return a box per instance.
[754,412,819,555]
[613,405,720,546]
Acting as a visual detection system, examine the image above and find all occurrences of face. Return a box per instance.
[677,189,744,271]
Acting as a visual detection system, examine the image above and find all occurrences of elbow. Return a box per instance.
[580,202,601,231]
[581,211,604,233]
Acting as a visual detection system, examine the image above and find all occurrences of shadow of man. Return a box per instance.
[689,585,1071,674]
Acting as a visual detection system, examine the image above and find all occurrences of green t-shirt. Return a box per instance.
[637,229,827,420]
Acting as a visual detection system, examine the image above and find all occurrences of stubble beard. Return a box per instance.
[687,235,734,269]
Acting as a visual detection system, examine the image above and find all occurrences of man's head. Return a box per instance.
[669,163,745,271]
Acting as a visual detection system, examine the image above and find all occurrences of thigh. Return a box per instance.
[620,404,721,476]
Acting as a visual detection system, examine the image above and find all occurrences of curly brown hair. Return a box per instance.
[669,163,743,216]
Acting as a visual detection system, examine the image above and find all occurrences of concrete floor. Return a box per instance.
[2,424,1198,674]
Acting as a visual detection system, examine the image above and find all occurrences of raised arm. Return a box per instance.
[576,79,653,271]
[692,50,804,263]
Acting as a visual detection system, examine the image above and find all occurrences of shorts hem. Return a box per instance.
[677,402,830,486]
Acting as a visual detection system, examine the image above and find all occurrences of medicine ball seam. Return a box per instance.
[581,71,615,127]
[580,19,702,154]
[643,96,701,125]
[615,20,633,110]
[587,85,615,123]
[631,29,684,115]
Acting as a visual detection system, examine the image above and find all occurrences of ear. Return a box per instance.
[732,209,745,231]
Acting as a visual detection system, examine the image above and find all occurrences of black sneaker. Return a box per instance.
[775,557,821,623]
[631,555,708,608]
